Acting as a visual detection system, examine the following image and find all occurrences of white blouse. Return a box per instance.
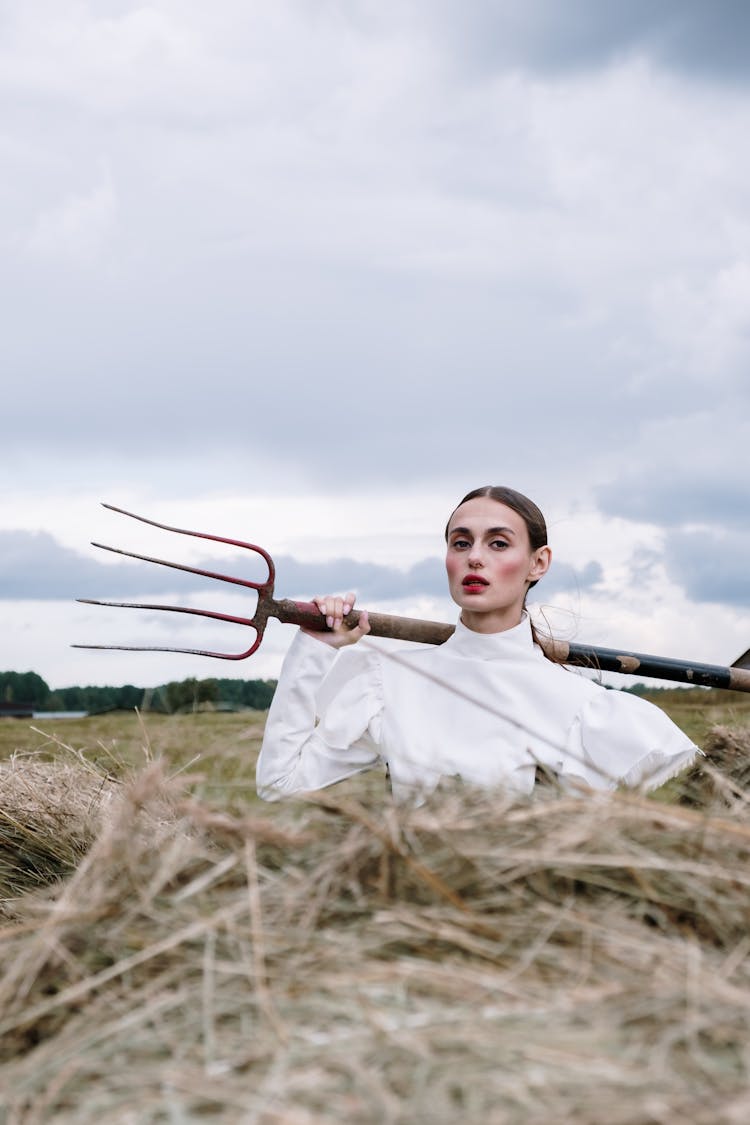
[256,615,700,802]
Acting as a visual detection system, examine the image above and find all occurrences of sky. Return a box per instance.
[2,0,749,691]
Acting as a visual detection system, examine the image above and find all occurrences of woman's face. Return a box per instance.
[445,496,551,633]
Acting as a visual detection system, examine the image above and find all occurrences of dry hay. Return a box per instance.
[0,728,748,1123]
[680,725,750,808]
[0,753,179,912]
[0,758,117,906]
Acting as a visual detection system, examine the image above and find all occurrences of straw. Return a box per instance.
[0,727,748,1123]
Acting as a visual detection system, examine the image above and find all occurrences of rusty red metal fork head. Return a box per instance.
[75,504,454,662]
[74,503,281,660]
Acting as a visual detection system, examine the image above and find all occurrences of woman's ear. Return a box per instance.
[528,545,551,583]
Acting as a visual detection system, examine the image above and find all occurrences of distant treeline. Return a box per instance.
[0,671,277,714]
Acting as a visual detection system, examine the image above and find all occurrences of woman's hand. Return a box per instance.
[302,591,371,649]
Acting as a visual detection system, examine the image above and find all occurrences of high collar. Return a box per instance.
[444,612,537,661]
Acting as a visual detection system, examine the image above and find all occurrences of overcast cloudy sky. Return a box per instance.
[2,0,749,690]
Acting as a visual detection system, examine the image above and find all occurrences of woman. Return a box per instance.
[256,486,699,802]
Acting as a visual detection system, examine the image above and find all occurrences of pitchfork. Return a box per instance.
[74,504,750,693]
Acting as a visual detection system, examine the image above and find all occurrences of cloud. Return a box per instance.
[420,0,750,80]
[595,406,750,529]
[664,528,750,607]
[26,172,116,263]
[0,530,603,603]
[0,1,745,536]
[598,477,750,530]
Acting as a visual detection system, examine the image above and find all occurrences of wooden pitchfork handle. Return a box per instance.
[74,504,750,693]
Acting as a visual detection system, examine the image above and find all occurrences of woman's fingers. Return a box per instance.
[307,593,364,647]
[313,592,355,628]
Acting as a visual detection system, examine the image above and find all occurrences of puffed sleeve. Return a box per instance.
[562,688,702,792]
[255,631,384,801]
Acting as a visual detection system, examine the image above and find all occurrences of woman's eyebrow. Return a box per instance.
[448,525,516,537]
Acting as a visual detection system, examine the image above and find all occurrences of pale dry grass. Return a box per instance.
[0,722,748,1122]
[0,758,116,906]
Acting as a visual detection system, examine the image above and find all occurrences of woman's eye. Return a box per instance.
[490,539,509,550]
[453,538,471,549]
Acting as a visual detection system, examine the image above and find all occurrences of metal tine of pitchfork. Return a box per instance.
[74,503,453,660]
[74,503,280,659]
[75,504,750,692]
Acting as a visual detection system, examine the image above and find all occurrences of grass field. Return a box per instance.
[0,709,269,803]
[0,689,748,1122]
[2,685,747,787]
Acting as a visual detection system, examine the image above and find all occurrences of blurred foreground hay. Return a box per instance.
[0,727,749,1123]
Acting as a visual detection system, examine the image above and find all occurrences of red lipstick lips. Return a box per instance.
[462,575,489,588]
